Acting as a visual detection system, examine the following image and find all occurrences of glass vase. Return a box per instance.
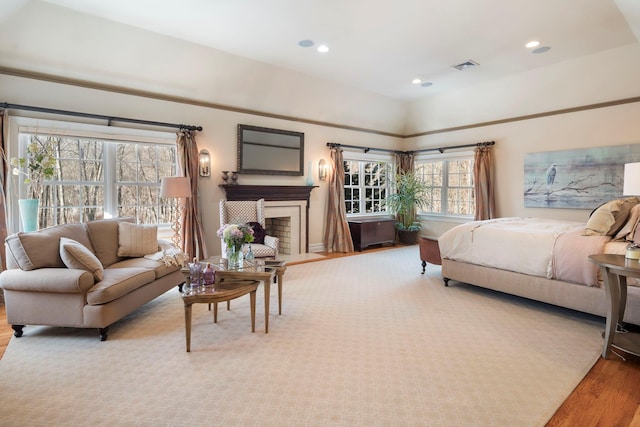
[227,243,243,269]
[18,198,39,232]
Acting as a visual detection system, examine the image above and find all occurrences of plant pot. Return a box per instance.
[397,229,419,245]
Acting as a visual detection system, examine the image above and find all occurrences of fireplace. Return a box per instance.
[219,185,316,255]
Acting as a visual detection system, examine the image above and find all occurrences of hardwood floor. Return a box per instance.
[1,246,640,425]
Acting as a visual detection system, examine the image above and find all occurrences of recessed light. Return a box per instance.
[532,46,551,54]
[317,44,329,53]
[412,78,422,85]
[526,40,540,48]
[298,40,314,48]
[421,82,433,88]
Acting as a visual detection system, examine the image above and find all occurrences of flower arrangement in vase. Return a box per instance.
[11,137,57,231]
[11,137,57,200]
[216,223,255,268]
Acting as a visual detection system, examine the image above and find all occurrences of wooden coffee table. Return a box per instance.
[181,279,259,352]
[185,258,286,333]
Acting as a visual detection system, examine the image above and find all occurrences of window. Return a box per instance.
[343,153,393,216]
[415,153,475,217]
[8,118,177,233]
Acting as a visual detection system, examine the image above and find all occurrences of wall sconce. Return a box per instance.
[318,158,328,181]
[199,149,211,177]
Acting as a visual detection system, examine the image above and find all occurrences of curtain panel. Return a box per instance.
[176,130,208,260]
[323,148,354,253]
[0,110,8,271]
[473,146,496,220]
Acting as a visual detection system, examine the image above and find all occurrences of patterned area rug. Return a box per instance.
[0,246,603,426]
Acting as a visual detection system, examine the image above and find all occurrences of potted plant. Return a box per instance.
[10,137,57,232]
[385,170,431,244]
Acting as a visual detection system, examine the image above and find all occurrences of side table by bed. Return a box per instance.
[589,254,640,359]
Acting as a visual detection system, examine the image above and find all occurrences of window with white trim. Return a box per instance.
[8,117,177,233]
[415,152,475,217]
[342,151,393,216]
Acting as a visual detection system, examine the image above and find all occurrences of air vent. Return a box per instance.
[452,60,479,71]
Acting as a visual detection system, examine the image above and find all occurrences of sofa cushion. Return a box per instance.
[109,257,180,279]
[85,217,135,267]
[86,268,156,305]
[117,222,159,257]
[5,223,91,271]
[59,237,104,281]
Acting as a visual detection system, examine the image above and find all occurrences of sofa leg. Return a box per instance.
[98,327,109,341]
[443,277,450,287]
[421,261,426,274]
[11,325,24,337]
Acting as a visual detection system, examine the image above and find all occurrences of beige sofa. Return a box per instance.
[0,218,185,341]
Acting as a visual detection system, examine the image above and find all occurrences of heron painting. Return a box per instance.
[524,144,640,209]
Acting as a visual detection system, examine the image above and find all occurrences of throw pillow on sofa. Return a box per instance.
[117,222,159,257]
[59,237,104,281]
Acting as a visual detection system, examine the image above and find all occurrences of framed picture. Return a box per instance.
[524,143,640,209]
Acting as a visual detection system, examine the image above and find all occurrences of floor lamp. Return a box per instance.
[160,176,191,248]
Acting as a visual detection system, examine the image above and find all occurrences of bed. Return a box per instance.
[438,198,640,325]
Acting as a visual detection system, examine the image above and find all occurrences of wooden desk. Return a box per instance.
[589,254,640,359]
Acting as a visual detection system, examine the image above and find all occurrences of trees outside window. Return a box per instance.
[9,118,177,232]
[343,159,392,215]
[415,154,475,217]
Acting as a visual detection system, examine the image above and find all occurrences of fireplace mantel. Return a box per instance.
[219,185,318,253]
[219,185,317,202]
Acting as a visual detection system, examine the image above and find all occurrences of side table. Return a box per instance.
[589,254,640,359]
[181,279,260,352]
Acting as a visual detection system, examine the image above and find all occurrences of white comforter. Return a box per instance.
[438,218,586,279]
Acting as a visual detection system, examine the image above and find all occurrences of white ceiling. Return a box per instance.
[12,0,640,100]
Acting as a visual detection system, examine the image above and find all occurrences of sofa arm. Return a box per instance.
[0,268,95,293]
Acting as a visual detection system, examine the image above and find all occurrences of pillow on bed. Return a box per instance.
[614,203,640,241]
[584,197,640,236]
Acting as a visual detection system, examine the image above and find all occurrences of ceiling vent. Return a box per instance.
[452,60,479,71]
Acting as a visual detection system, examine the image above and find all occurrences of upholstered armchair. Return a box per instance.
[219,198,279,259]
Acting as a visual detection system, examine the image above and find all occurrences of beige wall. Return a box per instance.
[2,0,640,249]
[0,73,401,255]
[405,44,640,238]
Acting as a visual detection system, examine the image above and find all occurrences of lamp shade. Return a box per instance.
[623,163,640,196]
[160,177,191,198]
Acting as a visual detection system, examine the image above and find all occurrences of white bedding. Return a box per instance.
[438,218,586,279]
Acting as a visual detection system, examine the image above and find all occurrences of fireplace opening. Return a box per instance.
[265,217,291,255]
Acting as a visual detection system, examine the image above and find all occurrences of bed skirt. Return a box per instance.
[442,259,640,326]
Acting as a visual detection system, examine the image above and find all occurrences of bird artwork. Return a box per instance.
[546,164,557,194]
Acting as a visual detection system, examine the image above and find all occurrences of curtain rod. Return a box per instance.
[0,102,203,132]
[327,140,494,154]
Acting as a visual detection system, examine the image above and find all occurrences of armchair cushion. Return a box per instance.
[59,237,104,281]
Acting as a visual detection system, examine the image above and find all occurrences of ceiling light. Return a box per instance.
[412,78,422,84]
[526,40,540,48]
[317,44,329,53]
[421,82,433,88]
[298,40,314,48]
[532,46,551,54]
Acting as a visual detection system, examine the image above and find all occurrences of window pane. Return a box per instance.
[18,129,176,229]
[416,157,474,217]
